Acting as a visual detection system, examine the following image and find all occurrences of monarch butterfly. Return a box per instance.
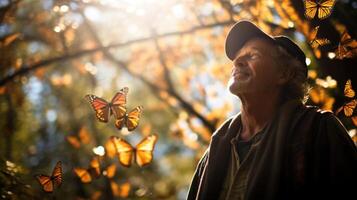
[66,127,91,149]
[35,161,62,193]
[110,134,158,167]
[73,157,101,183]
[344,79,355,98]
[335,31,357,60]
[85,87,128,123]
[309,26,330,48]
[336,99,357,117]
[336,80,356,117]
[303,0,336,20]
[110,181,131,198]
[114,106,143,131]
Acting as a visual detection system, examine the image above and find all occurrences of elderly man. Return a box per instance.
[187,20,357,200]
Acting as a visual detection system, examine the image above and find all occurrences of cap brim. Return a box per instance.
[225,20,274,60]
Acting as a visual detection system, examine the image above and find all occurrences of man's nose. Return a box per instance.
[233,56,247,68]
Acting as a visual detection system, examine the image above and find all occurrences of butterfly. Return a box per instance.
[336,80,356,117]
[335,31,357,60]
[303,0,336,20]
[73,157,101,183]
[110,134,158,167]
[85,87,128,123]
[66,127,91,149]
[309,26,330,48]
[114,106,143,131]
[110,181,131,198]
[35,161,62,193]
[344,79,355,98]
[336,100,357,117]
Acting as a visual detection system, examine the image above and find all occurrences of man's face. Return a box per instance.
[228,38,283,96]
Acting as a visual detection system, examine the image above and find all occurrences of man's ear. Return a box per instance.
[277,68,294,85]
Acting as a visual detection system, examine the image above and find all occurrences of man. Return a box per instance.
[187,20,357,200]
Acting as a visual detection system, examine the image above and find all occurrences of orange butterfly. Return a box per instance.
[110,181,131,198]
[309,26,330,48]
[335,31,357,59]
[114,106,143,131]
[304,0,336,20]
[73,157,101,183]
[66,127,91,149]
[336,99,357,117]
[344,79,355,98]
[85,87,128,122]
[336,80,356,117]
[111,134,158,167]
[35,161,62,193]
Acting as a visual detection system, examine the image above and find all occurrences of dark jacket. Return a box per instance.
[187,100,357,200]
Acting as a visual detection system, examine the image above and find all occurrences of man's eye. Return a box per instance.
[250,54,259,59]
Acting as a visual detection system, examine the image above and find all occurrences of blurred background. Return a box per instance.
[0,0,356,199]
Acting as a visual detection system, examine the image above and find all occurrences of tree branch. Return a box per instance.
[0,20,234,86]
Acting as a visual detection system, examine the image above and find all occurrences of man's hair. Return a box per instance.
[272,45,310,104]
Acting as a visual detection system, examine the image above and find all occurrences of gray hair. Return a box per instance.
[272,45,310,104]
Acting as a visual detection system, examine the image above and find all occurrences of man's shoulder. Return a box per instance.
[302,104,337,121]
[211,113,240,137]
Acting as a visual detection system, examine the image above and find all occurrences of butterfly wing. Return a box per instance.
[74,168,92,183]
[78,127,91,144]
[343,100,357,117]
[318,0,335,19]
[310,26,319,41]
[344,80,355,98]
[51,161,62,187]
[36,175,53,193]
[105,139,117,158]
[304,0,318,19]
[66,135,81,148]
[111,136,134,167]
[126,106,143,131]
[310,38,330,48]
[118,182,131,198]
[89,157,101,178]
[85,94,110,122]
[135,134,158,167]
[110,181,121,197]
[110,87,128,119]
[335,43,348,59]
[114,116,126,130]
[104,164,116,178]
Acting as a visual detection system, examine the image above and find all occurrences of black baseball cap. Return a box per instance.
[225,20,307,77]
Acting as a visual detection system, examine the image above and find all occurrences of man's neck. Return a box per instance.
[239,92,280,141]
